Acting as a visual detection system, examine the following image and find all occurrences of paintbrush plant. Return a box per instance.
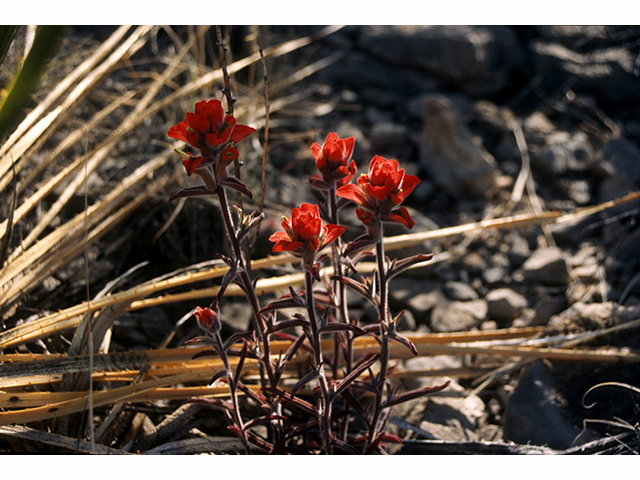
[167,99,449,454]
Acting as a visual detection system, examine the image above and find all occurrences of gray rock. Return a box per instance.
[390,379,486,444]
[430,299,487,332]
[531,40,640,105]
[505,231,531,268]
[482,267,509,286]
[535,130,594,175]
[443,281,479,301]
[368,121,410,153]
[390,278,444,325]
[597,138,640,203]
[521,247,571,286]
[503,361,591,449]
[523,110,556,145]
[485,288,528,323]
[420,94,497,197]
[358,25,524,96]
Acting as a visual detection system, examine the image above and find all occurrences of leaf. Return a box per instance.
[266,318,309,335]
[222,330,255,353]
[186,397,232,412]
[219,176,253,198]
[389,331,418,356]
[233,340,248,381]
[318,322,366,337]
[333,353,379,398]
[335,275,374,303]
[343,233,377,259]
[329,435,360,455]
[243,414,288,432]
[263,387,317,415]
[217,266,240,303]
[382,380,451,409]
[0,26,67,142]
[209,369,229,385]
[387,253,434,279]
[190,348,218,360]
[237,211,264,243]
[278,333,307,371]
[168,185,215,202]
[291,369,320,397]
[236,381,269,408]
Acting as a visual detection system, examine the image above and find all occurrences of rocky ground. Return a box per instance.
[4,25,640,453]
[267,25,640,453]
[254,26,640,452]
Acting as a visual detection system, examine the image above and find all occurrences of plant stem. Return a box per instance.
[215,184,282,447]
[216,334,251,454]
[327,184,353,442]
[305,267,333,454]
[366,220,390,452]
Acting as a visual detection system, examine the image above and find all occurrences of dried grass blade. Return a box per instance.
[0,424,132,454]
[0,26,152,185]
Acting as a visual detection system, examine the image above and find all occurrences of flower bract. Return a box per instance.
[336,155,420,229]
[269,203,347,265]
[194,306,221,334]
[167,99,255,180]
[310,132,356,188]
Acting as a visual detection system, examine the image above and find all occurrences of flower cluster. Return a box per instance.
[309,132,356,189]
[336,155,420,229]
[167,99,255,200]
[194,305,221,335]
[269,203,346,265]
[168,95,441,454]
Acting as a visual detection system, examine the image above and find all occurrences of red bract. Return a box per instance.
[194,306,221,334]
[168,99,255,156]
[310,132,356,188]
[269,203,347,265]
[336,155,420,229]
[167,99,256,201]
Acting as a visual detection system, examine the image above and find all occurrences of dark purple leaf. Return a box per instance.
[219,176,253,198]
[168,185,214,202]
[291,369,320,397]
[333,354,379,398]
[243,414,288,431]
[186,397,231,411]
[389,331,418,356]
[387,253,434,279]
[222,330,255,353]
[318,322,366,336]
[343,233,377,258]
[329,435,360,455]
[191,348,218,360]
[382,380,451,409]
[266,318,309,335]
[279,332,308,370]
[236,381,269,408]
[263,387,317,415]
[209,368,229,385]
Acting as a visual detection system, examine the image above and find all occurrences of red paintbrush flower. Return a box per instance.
[167,99,256,200]
[194,305,221,335]
[336,155,420,229]
[168,99,255,158]
[269,203,347,265]
[309,132,356,189]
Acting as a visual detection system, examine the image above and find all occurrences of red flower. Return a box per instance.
[167,99,255,177]
[168,99,255,154]
[194,306,221,334]
[269,203,347,264]
[310,132,356,188]
[336,155,420,229]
